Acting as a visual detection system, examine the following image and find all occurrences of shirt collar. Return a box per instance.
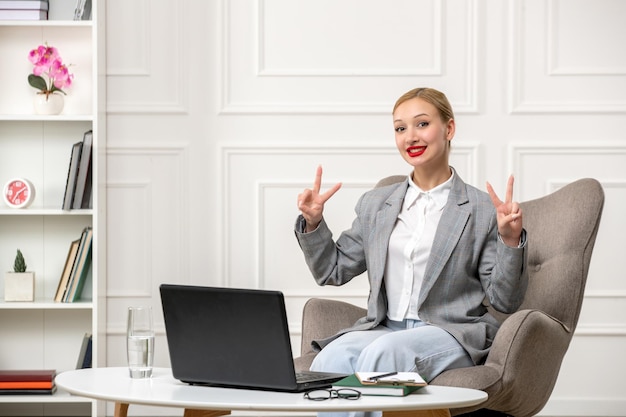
[404,170,454,212]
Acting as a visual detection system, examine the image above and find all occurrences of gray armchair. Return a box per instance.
[294,178,604,417]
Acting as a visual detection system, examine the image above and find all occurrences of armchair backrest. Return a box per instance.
[517,178,604,331]
[375,175,406,188]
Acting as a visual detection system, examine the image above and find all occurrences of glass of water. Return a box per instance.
[127,306,155,378]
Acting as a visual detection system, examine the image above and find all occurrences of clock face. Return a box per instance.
[3,178,35,209]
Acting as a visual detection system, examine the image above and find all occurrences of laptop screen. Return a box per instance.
[160,284,299,390]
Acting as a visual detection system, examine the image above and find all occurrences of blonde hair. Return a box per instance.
[393,87,454,123]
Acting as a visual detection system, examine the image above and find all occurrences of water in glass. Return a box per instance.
[127,306,154,378]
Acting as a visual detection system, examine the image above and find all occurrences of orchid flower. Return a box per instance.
[27,44,74,99]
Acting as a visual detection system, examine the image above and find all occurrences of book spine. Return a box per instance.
[82,335,93,368]
[69,248,91,302]
[0,370,55,382]
[0,387,56,395]
[54,239,80,302]
[62,142,83,210]
[64,227,92,302]
[0,1,49,11]
[0,381,53,389]
[72,130,93,210]
[0,9,47,19]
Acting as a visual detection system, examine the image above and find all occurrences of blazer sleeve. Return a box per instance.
[483,228,528,313]
[294,208,368,287]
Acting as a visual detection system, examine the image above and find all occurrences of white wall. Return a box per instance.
[104,0,626,416]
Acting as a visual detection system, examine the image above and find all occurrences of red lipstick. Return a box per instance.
[407,146,426,157]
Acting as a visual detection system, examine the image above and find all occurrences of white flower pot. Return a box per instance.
[33,93,64,115]
[4,272,35,302]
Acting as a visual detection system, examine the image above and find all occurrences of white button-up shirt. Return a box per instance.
[384,172,453,321]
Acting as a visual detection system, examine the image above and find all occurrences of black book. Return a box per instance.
[62,142,83,210]
[0,387,57,395]
[72,130,93,209]
[76,332,92,369]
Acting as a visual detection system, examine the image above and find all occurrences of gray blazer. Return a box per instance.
[295,172,528,365]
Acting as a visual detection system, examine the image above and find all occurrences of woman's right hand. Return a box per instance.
[297,166,342,232]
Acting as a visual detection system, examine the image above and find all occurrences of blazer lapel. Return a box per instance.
[418,174,471,307]
[370,180,407,294]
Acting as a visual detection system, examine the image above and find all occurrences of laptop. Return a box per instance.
[159,284,347,392]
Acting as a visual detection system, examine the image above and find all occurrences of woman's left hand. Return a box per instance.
[486,175,523,247]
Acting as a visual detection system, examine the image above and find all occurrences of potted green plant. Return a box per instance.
[4,249,35,302]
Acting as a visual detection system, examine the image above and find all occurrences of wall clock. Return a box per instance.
[3,178,35,209]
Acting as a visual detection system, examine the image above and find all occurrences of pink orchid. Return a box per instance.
[27,44,73,99]
[50,59,73,89]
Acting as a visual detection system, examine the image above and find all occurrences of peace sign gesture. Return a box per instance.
[297,166,342,232]
[486,175,523,247]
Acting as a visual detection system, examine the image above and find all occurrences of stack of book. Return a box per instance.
[333,372,427,397]
[0,0,48,20]
[63,130,93,211]
[0,370,56,395]
[54,227,93,303]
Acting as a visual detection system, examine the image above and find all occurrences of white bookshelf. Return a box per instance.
[0,1,105,416]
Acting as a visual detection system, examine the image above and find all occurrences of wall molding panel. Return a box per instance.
[105,145,190,349]
[105,180,153,298]
[508,0,626,113]
[106,0,151,77]
[510,142,626,199]
[257,0,443,77]
[219,0,479,115]
[547,0,626,76]
[106,0,188,114]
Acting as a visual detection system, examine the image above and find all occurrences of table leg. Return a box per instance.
[114,402,129,417]
[383,409,451,417]
[183,410,231,417]
[114,402,230,417]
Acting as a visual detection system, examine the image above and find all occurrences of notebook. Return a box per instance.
[159,284,347,392]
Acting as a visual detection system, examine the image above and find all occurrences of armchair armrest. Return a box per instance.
[294,298,366,372]
[432,309,572,417]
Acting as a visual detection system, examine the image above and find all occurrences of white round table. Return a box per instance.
[55,367,487,417]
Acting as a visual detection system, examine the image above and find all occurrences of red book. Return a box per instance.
[0,381,54,389]
[0,370,56,382]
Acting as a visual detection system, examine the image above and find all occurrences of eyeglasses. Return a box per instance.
[304,388,361,401]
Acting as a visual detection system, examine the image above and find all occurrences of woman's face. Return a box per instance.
[393,97,455,172]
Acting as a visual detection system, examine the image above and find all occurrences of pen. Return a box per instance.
[368,371,398,381]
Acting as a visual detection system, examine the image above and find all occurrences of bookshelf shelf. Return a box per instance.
[0,20,92,27]
[0,300,93,309]
[0,208,93,216]
[0,115,93,122]
[0,1,104,416]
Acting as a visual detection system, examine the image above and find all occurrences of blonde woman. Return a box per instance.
[295,88,528,391]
